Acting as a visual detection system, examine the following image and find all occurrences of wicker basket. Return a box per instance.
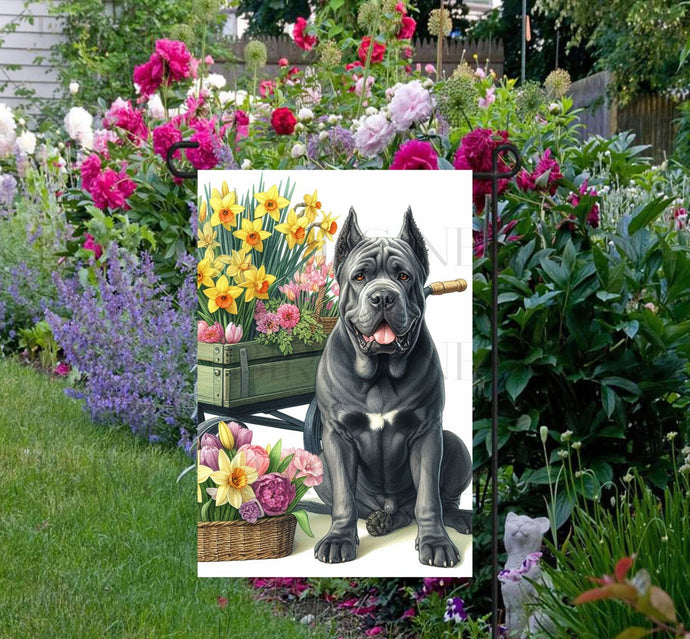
[198,513,297,561]
[315,285,338,334]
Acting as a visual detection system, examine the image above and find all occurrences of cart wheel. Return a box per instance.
[303,398,323,455]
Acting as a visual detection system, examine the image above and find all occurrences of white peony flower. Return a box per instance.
[318,130,329,142]
[69,81,80,95]
[241,158,252,170]
[63,106,93,148]
[203,73,227,90]
[0,103,17,158]
[297,107,313,122]
[15,130,37,155]
[290,142,306,159]
[147,94,166,119]
[218,90,250,108]
[327,114,339,125]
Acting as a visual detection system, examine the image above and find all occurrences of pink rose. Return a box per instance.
[238,444,270,476]
[197,320,225,343]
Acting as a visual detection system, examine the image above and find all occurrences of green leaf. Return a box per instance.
[614,628,650,639]
[602,377,641,397]
[200,499,212,522]
[554,490,575,528]
[276,453,294,474]
[505,367,533,402]
[628,196,672,235]
[513,414,532,432]
[292,509,314,537]
[268,439,283,472]
[539,257,569,287]
[562,239,576,274]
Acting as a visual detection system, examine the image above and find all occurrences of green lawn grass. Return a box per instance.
[0,358,323,638]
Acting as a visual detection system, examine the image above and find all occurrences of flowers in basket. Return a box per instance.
[198,421,323,537]
[197,177,339,350]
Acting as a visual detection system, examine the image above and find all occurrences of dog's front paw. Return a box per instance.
[315,530,359,563]
[415,530,460,567]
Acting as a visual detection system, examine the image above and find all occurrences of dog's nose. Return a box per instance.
[369,289,398,308]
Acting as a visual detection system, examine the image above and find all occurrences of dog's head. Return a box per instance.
[334,207,429,374]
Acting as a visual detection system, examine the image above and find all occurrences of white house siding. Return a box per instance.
[0,0,64,111]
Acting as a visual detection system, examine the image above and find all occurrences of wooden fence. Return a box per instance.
[217,35,504,83]
[567,71,682,162]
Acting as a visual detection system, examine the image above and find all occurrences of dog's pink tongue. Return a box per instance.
[372,322,396,345]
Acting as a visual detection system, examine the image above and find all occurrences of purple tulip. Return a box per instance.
[199,445,219,471]
[200,432,222,449]
[229,421,253,448]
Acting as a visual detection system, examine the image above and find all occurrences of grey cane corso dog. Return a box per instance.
[313,207,472,567]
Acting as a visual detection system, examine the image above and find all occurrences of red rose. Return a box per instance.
[358,37,386,65]
[271,107,297,135]
[293,17,317,51]
[397,15,416,40]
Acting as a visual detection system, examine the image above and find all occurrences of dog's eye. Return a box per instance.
[353,272,365,282]
[398,272,410,281]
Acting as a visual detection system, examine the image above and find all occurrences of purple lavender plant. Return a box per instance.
[45,246,196,445]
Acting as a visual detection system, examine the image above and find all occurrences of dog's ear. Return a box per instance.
[398,207,429,278]
[334,207,365,273]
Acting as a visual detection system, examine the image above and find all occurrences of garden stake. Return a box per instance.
[167,140,200,179]
[474,143,521,638]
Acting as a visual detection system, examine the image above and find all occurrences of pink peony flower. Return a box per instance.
[354,74,375,99]
[358,37,386,65]
[293,17,317,51]
[88,167,136,210]
[278,57,289,67]
[133,54,165,98]
[276,304,300,330]
[79,153,101,191]
[531,148,563,195]
[516,169,535,191]
[354,112,395,157]
[475,67,486,79]
[566,180,600,228]
[104,98,149,145]
[92,128,119,156]
[225,322,243,344]
[239,498,265,523]
[271,107,297,135]
[366,628,384,637]
[397,15,416,39]
[259,80,275,97]
[252,473,296,516]
[673,206,688,230]
[186,119,220,170]
[390,139,438,170]
[199,445,220,471]
[54,362,71,376]
[346,61,363,71]
[198,320,225,343]
[156,39,195,82]
[291,448,324,487]
[238,444,270,476]
[152,121,182,160]
[424,63,436,75]
[83,233,103,260]
[454,128,511,212]
[389,80,433,130]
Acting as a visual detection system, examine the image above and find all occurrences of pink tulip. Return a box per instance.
[229,421,253,448]
[199,445,219,471]
[225,322,243,344]
[200,432,222,449]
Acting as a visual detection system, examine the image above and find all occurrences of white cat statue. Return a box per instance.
[499,512,555,638]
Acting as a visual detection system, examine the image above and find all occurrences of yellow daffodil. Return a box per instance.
[240,265,276,302]
[210,450,258,508]
[199,199,207,224]
[303,190,323,223]
[303,227,325,256]
[197,257,219,289]
[210,189,245,230]
[254,184,290,221]
[274,208,309,250]
[203,275,244,314]
[317,212,339,242]
[198,451,215,503]
[197,221,220,261]
[217,421,235,450]
[218,249,253,284]
[233,218,271,253]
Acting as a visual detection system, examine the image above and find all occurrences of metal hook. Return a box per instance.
[166,141,200,179]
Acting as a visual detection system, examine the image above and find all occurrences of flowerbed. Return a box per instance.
[0,0,689,633]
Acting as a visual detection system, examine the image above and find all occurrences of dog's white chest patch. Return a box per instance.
[367,411,398,431]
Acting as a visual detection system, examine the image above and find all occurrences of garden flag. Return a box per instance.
[196,170,473,578]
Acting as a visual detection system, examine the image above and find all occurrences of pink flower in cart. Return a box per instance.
[291,448,324,487]
[238,444,270,476]
[197,320,225,343]
[225,322,243,344]
[228,421,253,449]
[199,446,220,471]
[276,303,300,330]
[200,432,222,449]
